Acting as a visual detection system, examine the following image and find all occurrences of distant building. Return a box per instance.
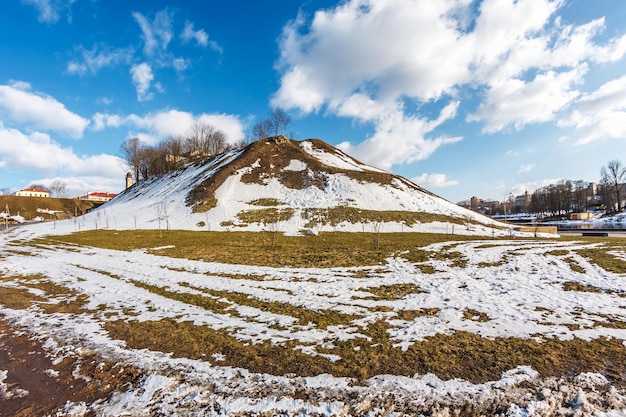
[79,191,117,202]
[16,187,50,198]
[514,191,531,212]
[468,196,501,214]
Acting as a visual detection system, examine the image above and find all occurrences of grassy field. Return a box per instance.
[6,230,626,386]
[42,229,498,268]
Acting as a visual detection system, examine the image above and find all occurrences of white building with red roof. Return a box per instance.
[79,191,118,202]
[15,187,50,198]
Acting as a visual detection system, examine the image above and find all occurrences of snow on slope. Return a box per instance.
[78,138,533,237]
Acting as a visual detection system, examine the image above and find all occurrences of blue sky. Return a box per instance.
[1,0,625,203]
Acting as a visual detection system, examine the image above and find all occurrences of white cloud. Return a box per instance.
[0,122,125,180]
[411,173,458,188]
[180,20,222,52]
[469,68,586,132]
[21,0,74,24]
[67,44,134,76]
[130,63,155,102]
[92,113,122,131]
[273,0,626,167]
[132,9,173,57]
[172,58,191,72]
[337,101,462,170]
[181,21,208,46]
[93,109,245,145]
[0,81,89,138]
[518,163,536,173]
[558,75,626,144]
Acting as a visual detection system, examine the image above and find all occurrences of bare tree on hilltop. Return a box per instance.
[247,108,293,143]
[601,159,626,212]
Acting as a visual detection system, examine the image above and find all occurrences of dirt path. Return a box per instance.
[0,317,141,417]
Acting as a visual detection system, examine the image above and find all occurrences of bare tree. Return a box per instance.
[121,137,144,183]
[50,179,67,198]
[161,135,185,171]
[185,122,228,159]
[601,160,626,212]
[247,108,293,143]
[249,118,273,142]
[268,108,292,137]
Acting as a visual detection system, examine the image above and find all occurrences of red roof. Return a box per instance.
[87,192,117,198]
[22,187,49,193]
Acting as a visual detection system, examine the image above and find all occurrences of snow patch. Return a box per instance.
[283,159,307,171]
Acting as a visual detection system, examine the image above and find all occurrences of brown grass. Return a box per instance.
[236,207,295,225]
[46,230,492,268]
[0,275,89,313]
[463,309,491,322]
[0,195,99,220]
[104,318,626,384]
[575,247,626,274]
[356,283,427,300]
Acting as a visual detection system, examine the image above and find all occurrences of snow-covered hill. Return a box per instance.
[99,137,513,236]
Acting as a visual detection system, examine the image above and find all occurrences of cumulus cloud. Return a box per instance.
[67,44,134,76]
[469,68,586,132]
[337,101,462,170]
[411,173,459,188]
[0,81,89,138]
[92,109,245,145]
[0,122,125,179]
[273,0,626,168]
[130,63,155,102]
[558,75,626,144]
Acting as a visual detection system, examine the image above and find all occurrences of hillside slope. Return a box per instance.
[93,137,513,235]
[0,195,99,221]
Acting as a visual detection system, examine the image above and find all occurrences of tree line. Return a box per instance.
[121,122,234,183]
[121,109,293,184]
[526,160,626,216]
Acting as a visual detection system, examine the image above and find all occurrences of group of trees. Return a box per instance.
[122,109,294,184]
[121,122,235,183]
[525,160,626,217]
[527,180,590,216]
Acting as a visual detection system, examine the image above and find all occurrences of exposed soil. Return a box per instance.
[0,317,142,417]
